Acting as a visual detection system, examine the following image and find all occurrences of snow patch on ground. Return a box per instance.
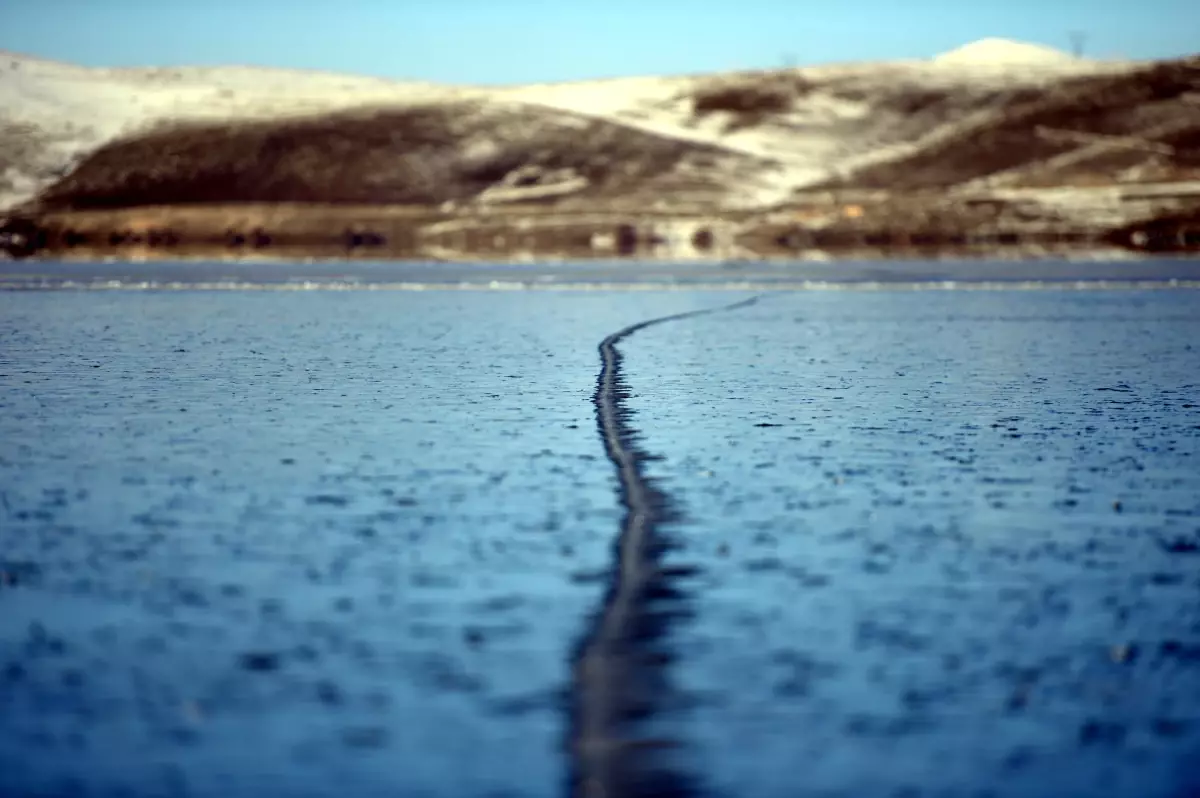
[502,41,1132,197]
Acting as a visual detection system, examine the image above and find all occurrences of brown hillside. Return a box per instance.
[813,59,1200,190]
[32,102,759,211]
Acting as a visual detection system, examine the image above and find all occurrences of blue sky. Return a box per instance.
[1,0,1196,84]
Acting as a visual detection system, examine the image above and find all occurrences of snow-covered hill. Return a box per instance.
[933,38,1089,66]
[0,40,1168,212]
[0,50,488,209]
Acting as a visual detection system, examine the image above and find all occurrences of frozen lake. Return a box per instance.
[2,266,1199,797]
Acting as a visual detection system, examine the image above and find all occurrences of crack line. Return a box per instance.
[568,295,762,798]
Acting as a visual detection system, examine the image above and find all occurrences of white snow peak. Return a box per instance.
[933,38,1083,66]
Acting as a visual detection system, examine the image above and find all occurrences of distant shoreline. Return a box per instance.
[3,190,1198,263]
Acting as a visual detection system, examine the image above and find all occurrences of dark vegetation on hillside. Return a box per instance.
[690,74,812,130]
[32,102,744,211]
[814,59,1200,190]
